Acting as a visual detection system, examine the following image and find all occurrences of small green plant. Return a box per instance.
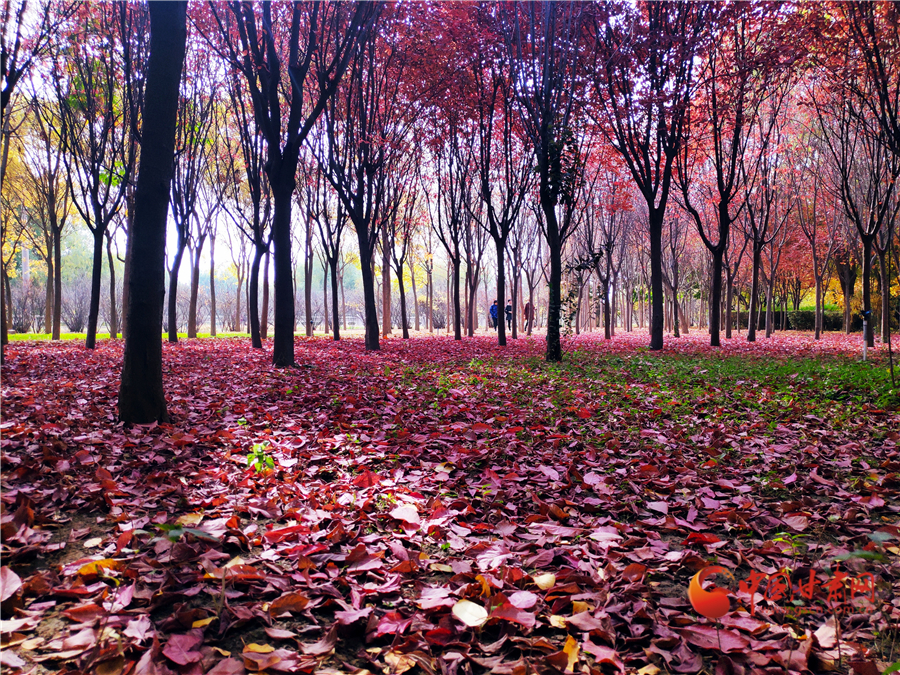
[237,417,249,427]
[247,442,274,473]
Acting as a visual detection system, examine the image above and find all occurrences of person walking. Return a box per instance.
[505,300,513,331]
[490,300,499,331]
[523,301,534,333]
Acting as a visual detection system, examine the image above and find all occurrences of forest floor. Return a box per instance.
[2,331,900,675]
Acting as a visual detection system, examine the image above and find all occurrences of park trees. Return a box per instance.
[590,1,706,351]
[206,0,379,366]
[117,1,187,424]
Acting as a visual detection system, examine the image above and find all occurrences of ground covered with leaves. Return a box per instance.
[2,332,900,675]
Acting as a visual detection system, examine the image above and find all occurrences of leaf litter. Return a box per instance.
[1,332,899,674]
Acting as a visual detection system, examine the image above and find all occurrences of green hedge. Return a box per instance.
[785,311,862,332]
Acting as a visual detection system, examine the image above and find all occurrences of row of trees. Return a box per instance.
[1,1,899,420]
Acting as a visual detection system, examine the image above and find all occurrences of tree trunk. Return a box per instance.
[86,226,106,349]
[357,233,380,350]
[747,245,761,342]
[271,186,296,366]
[428,264,433,332]
[382,228,391,337]
[118,0,187,423]
[452,258,462,340]
[879,249,890,343]
[248,243,264,348]
[330,256,340,340]
[52,225,62,339]
[209,233,216,336]
[234,269,242,332]
[707,249,724,347]
[44,253,53,334]
[304,223,313,337]
[121,205,133,335]
[107,234,118,339]
[340,265,346,331]
[765,279,774,338]
[261,250,270,339]
[167,239,186,343]
[863,237,874,347]
[496,240,506,346]
[187,241,202,338]
[725,274,733,339]
[409,257,419,332]
[397,263,409,339]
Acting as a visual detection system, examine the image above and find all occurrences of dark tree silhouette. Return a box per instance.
[118,1,188,424]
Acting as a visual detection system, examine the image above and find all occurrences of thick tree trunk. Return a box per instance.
[340,266,346,331]
[428,265,433,332]
[118,0,187,424]
[496,241,506,346]
[261,250,269,340]
[167,240,186,343]
[814,276,822,340]
[271,187,295,366]
[248,243,264,348]
[209,233,216,336]
[357,233,380,350]
[323,262,329,335]
[107,235,118,339]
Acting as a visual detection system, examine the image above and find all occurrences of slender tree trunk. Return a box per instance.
[382,228,391,337]
[340,265,346,332]
[863,237,874,347]
[234,270,242,332]
[748,246,761,342]
[323,260,329,334]
[118,1,186,423]
[121,206,133,335]
[428,264,433,332]
[107,235,118,339]
[52,226,62,339]
[261,250,270,340]
[707,249,724,347]
[496,241,506,346]
[86,226,106,349]
[409,257,419,332]
[167,240,186,343]
[249,243,264,348]
[187,243,202,338]
[304,221,313,337]
[397,264,409,339]
[452,258,462,340]
[209,233,216,336]
[44,254,53,334]
[725,275,734,339]
[765,279,774,338]
[879,250,890,343]
[330,257,340,341]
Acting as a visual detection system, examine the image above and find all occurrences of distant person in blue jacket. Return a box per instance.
[490,300,498,330]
